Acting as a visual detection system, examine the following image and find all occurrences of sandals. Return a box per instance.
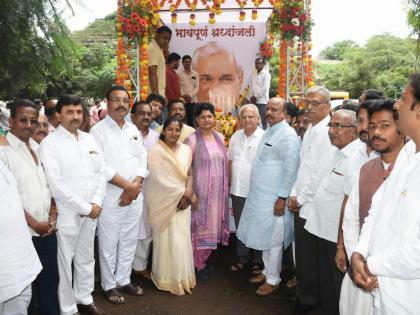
[252,264,263,275]
[118,283,144,296]
[230,262,246,272]
[104,288,126,304]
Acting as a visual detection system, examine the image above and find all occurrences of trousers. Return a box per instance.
[262,217,285,286]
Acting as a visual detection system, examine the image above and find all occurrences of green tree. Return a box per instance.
[315,34,416,98]
[318,40,359,60]
[407,0,420,70]
[0,0,78,99]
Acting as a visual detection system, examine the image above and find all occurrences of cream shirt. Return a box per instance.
[290,115,336,219]
[178,68,199,102]
[228,127,264,197]
[0,133,51,236]
[0,162,42,303]
[305,139,359,242]
[147,39,166,96]
[90,116,148,208]
[39,125,107,234]
[249,69,271,104]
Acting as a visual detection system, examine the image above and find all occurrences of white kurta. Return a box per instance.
[90,115,148,291]
[0,162,42,304]
[305,139,359,242]
[39,125,107,315]
[354,140,420,315]
[290,115,336,219]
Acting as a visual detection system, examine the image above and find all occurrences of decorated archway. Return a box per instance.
[115,0,314,106]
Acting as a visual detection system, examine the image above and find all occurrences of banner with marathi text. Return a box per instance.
[168,22,267,114]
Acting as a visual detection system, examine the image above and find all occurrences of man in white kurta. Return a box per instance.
[39,96,107,315]
[90,87,148,301]
[351,75,420,314]
[288,86,335,312]
[131,101,159,278]
[0,161,42,315]
[305,110,359,315]
[237,98,300,296]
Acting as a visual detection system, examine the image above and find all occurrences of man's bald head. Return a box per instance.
[265,97,287,127]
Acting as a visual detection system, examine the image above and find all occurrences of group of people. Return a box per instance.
[1,30,420,315]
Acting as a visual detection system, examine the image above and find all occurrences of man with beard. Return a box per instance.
[294,109,309,140]
[131,101,159,280]
[0,99,59,315]
[339,98,405,315]
[39,95,107,315]
[156,99,195,143]
[90,86,148,305]
[351,73,420,314]
[334,92,384,277]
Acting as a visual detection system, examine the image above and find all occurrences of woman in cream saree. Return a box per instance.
[146,116,197,296]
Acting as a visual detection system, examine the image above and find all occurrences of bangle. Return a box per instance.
[336,244,345,249]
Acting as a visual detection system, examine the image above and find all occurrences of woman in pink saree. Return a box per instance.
[184,103,230,281]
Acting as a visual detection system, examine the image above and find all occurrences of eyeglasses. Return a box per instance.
[304,100,328,107]
[327,123,356,129]
[16,117,39,126]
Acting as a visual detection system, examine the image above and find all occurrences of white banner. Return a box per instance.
[168,22,267,113]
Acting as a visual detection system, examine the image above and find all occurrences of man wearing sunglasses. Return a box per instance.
[0,99,59,315]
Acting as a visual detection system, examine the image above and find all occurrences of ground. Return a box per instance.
[93,235,321,315]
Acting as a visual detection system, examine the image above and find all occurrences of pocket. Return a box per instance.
[322,171,345,195]
[87,152,101,172]
[129,138,141,157]
[260,144,272,163]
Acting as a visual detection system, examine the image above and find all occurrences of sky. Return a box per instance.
[64,0,412,57]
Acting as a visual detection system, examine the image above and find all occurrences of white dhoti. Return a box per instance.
[262,217,285,286]
[0,284,31,315]
[98,200,142,291]
[57,217,96,315]
[133,194,152,272]
[339,273,373,315]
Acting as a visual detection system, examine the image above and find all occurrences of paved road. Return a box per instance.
[93,236,321,315]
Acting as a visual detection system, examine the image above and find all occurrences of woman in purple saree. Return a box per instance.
[184,103,230,281]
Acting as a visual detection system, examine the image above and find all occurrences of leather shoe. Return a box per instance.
[248,273,266,284]
[77,303,107,315]
[255,282,279,296]
[132,268,152,280]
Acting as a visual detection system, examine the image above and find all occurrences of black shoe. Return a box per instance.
[293,300,317,314]
[196,268,209,281]
[205,264,216,272]
[282,294,297,303]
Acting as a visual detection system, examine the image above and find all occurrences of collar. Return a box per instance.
[56,124,83,140]
[340,139,360,158]
[310,115,330,133]
[267,119,286,132]
[243,127,264,139]
[6,132,38,151]
[104,114,127,129]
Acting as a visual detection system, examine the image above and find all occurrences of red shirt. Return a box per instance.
[165,66,181,102]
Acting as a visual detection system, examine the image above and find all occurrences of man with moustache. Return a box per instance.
[339,99,405,315]
[294,109,309,140]
[334,92,384,278]
[39,95,107,315]
[288,86,336,313]
[249,58,271,129]
[43,98,59,132]
[148,26,172,96]
[0,99,59,315]
[304,110,359,315]
[351,73,420,314]
[178,55,199,126]
[156,99,195,143]
[237,98,300,296]
[131,101,159,280]
[90,86,148,304]
[31,114,49,144]
[165,53,182,103]
[228,104,264,273]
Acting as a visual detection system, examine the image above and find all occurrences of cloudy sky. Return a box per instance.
[64,0,411,56]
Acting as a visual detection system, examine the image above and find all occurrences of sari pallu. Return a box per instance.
[146,141,196,295]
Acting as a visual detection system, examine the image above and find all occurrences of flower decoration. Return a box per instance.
[251,9,258,20]
[259,38,274,59]
[215,111,238,147]
[268,0,313,42]
[171,12,177,23]
[189,13,196,26]
[209,12,216,24]
[239,10,246,21]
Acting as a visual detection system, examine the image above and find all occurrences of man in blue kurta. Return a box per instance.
[237,97,300,296]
